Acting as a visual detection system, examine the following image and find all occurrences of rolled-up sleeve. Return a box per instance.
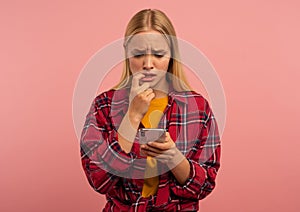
[80,95,137,193]
[170,103,221,200]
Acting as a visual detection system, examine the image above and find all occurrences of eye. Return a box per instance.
[154,54,164,58]
[133,53,145,58]
[152,51,167,58]
[131,51,145,58]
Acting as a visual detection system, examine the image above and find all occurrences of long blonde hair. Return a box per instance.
[114,9,191,91]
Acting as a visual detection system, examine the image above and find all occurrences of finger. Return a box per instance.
[164,132,173,142]
[143,88,154,96]
[146,92,155,102]
[141,144,164,154]
[153,153,174,165]
[144,144,176,157]
[147,142,166,150]
[137,82,150,93]
[132,72,145,88]
[142,149,176,165]
[142,149,172,159]
[147,141,174,151]
[142,150,160,157]
[140,149,147,156]
[154,153,173,161]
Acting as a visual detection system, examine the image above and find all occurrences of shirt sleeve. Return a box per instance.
[170,102,221,200]
[80,95,137,194]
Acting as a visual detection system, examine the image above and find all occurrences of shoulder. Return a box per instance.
[93,89,116,107]
[171,90,210,111]
[94,88,129,108]
[95,89,116,100]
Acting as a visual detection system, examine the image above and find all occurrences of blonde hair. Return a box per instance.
[114,9,191,91]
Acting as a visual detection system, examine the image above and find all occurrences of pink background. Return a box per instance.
[1,0,299,211]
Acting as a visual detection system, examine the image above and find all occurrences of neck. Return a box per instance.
[153,81,169,98]
[153,89,168,98]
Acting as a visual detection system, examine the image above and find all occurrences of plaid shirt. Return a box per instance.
[80,87,221,212]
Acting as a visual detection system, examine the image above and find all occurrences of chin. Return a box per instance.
[149,80,169,92]
[147,79,160,88]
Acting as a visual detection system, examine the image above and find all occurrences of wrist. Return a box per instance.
[128,110,143,125]
[118,113,138,143]
[167,147,186,169]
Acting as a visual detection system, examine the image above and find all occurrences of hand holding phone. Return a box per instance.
[138,128,166,144]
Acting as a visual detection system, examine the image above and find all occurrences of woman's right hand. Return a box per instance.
[128,73,155,122]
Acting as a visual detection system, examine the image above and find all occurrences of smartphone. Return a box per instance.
[138,128,166,144]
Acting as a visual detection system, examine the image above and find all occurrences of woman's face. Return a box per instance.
[126,30,171,88]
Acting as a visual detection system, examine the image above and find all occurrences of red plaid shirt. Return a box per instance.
[80,87,221,211]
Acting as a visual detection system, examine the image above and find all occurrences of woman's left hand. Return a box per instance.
[140,132,185,167]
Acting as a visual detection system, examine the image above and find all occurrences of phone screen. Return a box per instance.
[138,128,166,144]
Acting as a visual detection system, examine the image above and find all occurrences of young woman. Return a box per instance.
[80,9,221,211]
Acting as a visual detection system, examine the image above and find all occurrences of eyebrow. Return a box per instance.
[131,48,168,52]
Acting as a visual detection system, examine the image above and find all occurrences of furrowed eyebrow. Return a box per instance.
[152,50,167,53]
[130,47,168,51]
[131,48,146,52]
[151,48,168,52]
[131,49,167,53]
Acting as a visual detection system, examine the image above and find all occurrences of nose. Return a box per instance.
[143,54,154,71]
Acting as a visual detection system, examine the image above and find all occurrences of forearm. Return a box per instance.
[170,145,221,200]
[117,111,142,153]
[80,99,138,173]
[170,157,190,185]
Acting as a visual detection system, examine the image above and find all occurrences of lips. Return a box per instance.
[141,73,156,82]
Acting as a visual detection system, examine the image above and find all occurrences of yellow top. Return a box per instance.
[141,96,168,128]
[141,96,168,197]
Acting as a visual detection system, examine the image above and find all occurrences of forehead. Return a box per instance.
[126,32,170,50]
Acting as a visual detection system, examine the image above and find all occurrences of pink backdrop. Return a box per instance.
[1,0,299,211]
